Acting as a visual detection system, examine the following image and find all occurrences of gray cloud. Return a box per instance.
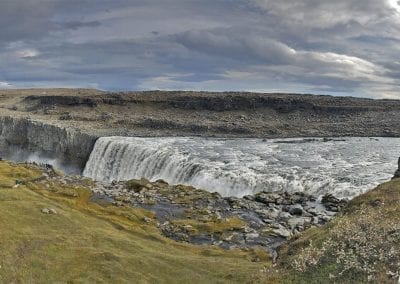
[0,0,399,97]
[61,21,102,30]
[0,0,55,42]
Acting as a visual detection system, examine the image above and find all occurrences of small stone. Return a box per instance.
[312,216,319,225]
[245,232,260,240]
[41,208,57,214]
[41,208,50,214]
[287,217,311,229]
[278,212,292,220]
[49,208,57,214]
[271,228,291,238]
[143,217,152,224]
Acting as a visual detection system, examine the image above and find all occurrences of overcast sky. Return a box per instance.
[0,0,399,98]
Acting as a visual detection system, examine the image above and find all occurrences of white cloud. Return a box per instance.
[15,48,40,58]
[388,0,400,12]
[250,0,391,28]
[0,81,13,88]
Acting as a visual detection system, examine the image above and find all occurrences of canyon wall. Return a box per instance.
[0,116,97,172]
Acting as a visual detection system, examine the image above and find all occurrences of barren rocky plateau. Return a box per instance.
[1,88,400,138]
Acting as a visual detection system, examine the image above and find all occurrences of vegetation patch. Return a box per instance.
[172,217,246,236]
[274,179,400,283]
[0,161,268,283]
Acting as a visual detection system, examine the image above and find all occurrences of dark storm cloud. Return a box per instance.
[0,0,399,97]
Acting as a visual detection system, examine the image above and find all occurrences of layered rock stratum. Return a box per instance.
[0,88,399,172]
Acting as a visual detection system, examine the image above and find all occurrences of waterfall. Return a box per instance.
[83,137,204,186]
[83,136,400,198]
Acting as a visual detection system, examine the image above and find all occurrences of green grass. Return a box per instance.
[0,161,269,283]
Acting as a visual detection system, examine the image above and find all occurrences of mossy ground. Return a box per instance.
[0,161,269,283]
[171,217,246,236]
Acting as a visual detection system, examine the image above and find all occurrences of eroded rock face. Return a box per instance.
[0,116,97,172]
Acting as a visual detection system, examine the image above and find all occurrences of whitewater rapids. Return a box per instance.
[83,137,400,198]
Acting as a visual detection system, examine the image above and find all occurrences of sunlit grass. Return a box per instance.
[0,161,268,283]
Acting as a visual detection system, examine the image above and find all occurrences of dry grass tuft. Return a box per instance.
[275,179,400,283]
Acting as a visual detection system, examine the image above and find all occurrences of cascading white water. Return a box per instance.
[83,136,400,198]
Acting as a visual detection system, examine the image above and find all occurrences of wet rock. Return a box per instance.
[243,195,255,201]
[254,192,281,205]
[289,204,303,216]
[322,194,346,211]
[127,178,151,192]
[86,177,347,253]
[393,157,400,179]
[305,206,319,216]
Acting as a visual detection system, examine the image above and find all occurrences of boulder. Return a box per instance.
[270,227,292,238]
[289,204,303,216]
[254,192,280,205]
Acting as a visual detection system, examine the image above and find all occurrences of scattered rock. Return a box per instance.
[59,112,72,120]
[289,204,303,216]
[79,177,348,252]
[270,227,292,238]
[322,194,347,211]
[393,157,400,179]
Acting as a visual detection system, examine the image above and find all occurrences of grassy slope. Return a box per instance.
[0,162,268,283]
[3,160,398,283]
[275,179,400,283]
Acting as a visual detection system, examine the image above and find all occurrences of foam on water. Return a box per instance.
[83,137,400,198]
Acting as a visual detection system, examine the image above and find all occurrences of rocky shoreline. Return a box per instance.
[40,166,347,257]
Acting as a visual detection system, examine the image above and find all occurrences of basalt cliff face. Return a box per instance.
[0,116,97,172]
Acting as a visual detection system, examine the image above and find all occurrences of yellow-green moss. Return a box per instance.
[0,161,269,283]
[172,217,246,235]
